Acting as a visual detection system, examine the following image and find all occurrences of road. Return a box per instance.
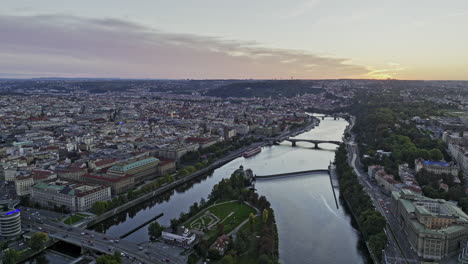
[345,117,419,264]
[22,217,185,264]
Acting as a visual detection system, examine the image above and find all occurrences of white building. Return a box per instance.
[161,229,196,248]
[14,175,34,196]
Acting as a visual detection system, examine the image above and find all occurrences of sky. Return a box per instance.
[1,0,467,80]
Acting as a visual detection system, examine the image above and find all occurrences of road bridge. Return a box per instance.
[284,138,341,148]
[28,220,185,264]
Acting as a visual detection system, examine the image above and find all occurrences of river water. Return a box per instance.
[92,117,367,264]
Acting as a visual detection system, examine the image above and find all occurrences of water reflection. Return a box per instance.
[91,117,367,263]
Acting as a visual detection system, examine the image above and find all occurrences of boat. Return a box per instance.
[243,147,261,158]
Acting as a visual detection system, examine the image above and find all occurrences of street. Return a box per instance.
[345,118,419,264]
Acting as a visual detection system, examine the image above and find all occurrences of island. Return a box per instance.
[153,166,279,264]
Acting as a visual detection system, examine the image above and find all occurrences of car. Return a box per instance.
[120,252,126,256]
[81,232,85,235]
[67,228,72,231]
[385,210,389,214]
[104,237,108,240]
[91,234,95,238]
[110,240,114,243]
[138,246,143,250]
[38,227,42,230]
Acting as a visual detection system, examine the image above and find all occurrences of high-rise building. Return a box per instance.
[0,208,21,238]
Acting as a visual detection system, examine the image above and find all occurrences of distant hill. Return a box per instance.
[205,80,325,98]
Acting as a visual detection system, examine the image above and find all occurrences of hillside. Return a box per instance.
[205,80,324,98]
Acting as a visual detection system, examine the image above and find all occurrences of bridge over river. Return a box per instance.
[253,166,340,209]
[27,220,185,264]
[254,169,330,180]
[284,138,341,148]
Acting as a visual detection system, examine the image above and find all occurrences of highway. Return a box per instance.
[345,124,420,264]
[22,215,185,264]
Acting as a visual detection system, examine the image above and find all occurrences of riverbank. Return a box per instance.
[86,121,317,228]
[93,116,367,263]
[335,143,387,263]
[172,167,279,264]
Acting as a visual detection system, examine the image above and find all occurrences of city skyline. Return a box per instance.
[1,0,468,80]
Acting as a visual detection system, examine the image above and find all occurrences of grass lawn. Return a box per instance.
[75,213,89,218]
[186,201,255,241]
[64,214,85,225]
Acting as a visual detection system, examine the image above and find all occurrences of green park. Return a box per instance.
[185,201,255,241]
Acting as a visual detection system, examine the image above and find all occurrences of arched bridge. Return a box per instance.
[284,138,341,148]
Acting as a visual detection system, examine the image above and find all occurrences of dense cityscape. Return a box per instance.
[2,1,468,263]
[0,79,467,264]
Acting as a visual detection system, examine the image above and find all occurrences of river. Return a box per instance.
[92,117,367,264]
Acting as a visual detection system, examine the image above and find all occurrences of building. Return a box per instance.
[185,137,219,150]
[392,189,468,261]
[157,144,199,160]
[14,175,34,196]
[107,157,159,183]
[31,179,111,212]
[212,234,230,255]
[82,173,134,195]
[161,229,196,248]
[448,143,468,178]
[56,166,88,181]
[0,208,21,237]
[375,170,399,193]
[415,159,459,177]
[459,242,468,264]
[368,165,385,179]
[14,170,57,196]
[156,159,176,177]
[31,169,57,182]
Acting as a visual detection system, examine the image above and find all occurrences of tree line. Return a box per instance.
[335,144,387,260]
[173,168,279,264]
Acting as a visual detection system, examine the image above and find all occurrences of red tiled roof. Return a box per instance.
[94,159,117,167]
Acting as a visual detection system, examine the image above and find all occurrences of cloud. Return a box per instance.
[0,14,369,79]
[282,0,322,19]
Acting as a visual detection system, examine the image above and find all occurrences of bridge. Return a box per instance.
[284,138,341,148]
[311,113,350,120]
[254,169,329,180]
[26,219,185,264]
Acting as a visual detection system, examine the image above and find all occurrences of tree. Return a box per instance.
[258,254,272,264]
[3,249,22,264]
[96,254,121,264]
[429,149,443,161]
[248,212,256,232]
[0,241,8,250]
[30,232,48,251]
[217,223,225,236]
[92,201,108,215]
[148,221,164,238]
[170,218,179,232]
[221,255,235,264]
[368,232,387,260]
[113,251,122,263]
[262,209,269,224]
